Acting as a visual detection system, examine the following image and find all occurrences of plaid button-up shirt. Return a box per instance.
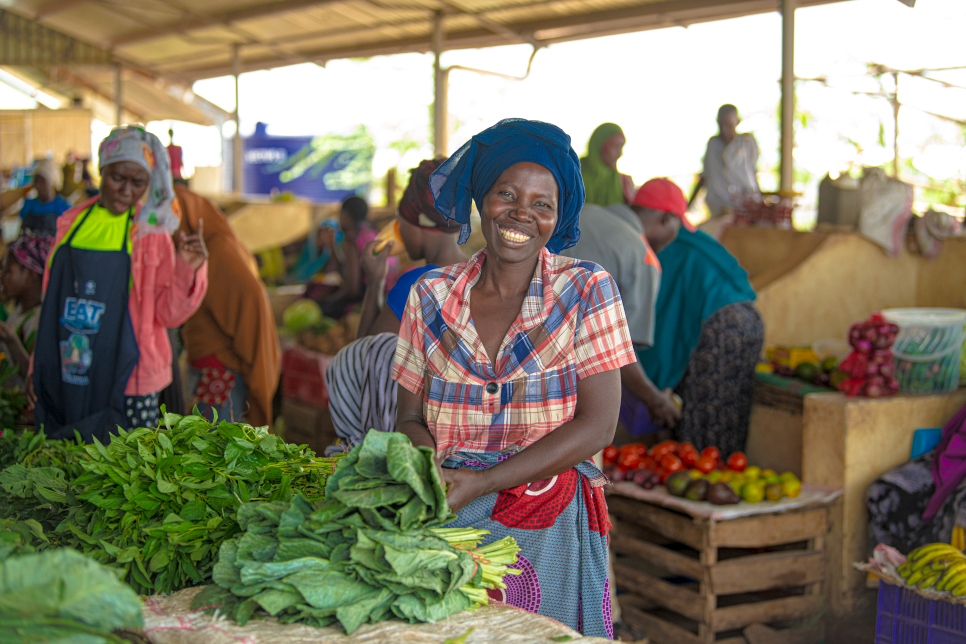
[392,247,636,459]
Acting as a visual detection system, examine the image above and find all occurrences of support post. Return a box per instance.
[892,71,900,179]
[113,63,123,126]
[780,0,795,193]
[432,11,448,158]
[232,44,243,194]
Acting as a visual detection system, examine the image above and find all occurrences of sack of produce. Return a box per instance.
[193,430,521,633]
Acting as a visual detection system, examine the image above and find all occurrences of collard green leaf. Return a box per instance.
[0,549,142,631]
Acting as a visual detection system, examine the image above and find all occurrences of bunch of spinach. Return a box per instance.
[0,548,143,644]
[0,412,343,595]
[0,429,89,549]
[194,431,520,633]
[0,361,27,430]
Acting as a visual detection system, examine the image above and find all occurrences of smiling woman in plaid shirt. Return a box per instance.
[392,119,636,638]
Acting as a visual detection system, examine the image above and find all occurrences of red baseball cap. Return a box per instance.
[630,178,695,231]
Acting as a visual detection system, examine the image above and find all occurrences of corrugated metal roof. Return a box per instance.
[6,0,848,81]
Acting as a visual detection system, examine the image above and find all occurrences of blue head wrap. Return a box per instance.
[429,118,585,253]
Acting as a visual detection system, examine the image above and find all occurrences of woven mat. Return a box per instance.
[143,587,611,644]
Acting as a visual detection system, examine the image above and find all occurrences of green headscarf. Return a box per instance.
[580,123,626,206]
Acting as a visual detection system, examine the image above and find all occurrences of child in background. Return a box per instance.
[318,196,399,318]
[20,160,72,236]
[0,233,53,386]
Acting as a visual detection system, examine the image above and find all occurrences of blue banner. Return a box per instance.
[242,123,374,202]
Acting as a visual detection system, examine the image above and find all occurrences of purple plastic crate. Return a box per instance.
[876,582,966,643]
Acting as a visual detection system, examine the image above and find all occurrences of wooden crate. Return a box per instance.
[609,492,831,644]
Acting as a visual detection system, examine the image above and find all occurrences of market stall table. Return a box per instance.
[142,587,613,644]
[607,481,842,644]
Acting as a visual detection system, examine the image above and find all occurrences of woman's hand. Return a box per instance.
[647,389,681,429]
[25,377,36,411]
[442,468,492,513]
[361,240,391,284]
[174,218,208,272]
[317,226,336,250]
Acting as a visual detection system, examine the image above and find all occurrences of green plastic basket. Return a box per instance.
[882,309,966,395]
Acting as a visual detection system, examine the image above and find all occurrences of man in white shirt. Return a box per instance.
[690,104,760,218]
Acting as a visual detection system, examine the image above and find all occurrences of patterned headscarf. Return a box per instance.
[398,159,461,233]
[430,118,585,253]
[8,232,54,275]
[98,126,180,238]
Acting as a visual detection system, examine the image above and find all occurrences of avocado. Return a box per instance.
[665,471,692,497]
[708,482,740,505]
[684,479,710,502]
[794,362,820,382]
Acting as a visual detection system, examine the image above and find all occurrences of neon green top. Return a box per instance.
[50,203,133,268]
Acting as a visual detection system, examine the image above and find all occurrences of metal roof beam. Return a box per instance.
[0,8,115,66]
[111,0,347,47]
[173,0,842,80]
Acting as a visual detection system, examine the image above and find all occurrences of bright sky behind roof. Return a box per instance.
[185,0,966,217]
[5,0,961,217]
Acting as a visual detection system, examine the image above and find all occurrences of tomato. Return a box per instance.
[678,444,699,468]
[695,455,717,474]
[661,454,684,476]
[656,467,670,484]
[617,450,642,471]
[630,443,648,458]
[603,445,619,465]
[701,447,721,464]
[639,456,656,471]
[650,440,678,459]
[660,453,682,469]
[726,451,748,472]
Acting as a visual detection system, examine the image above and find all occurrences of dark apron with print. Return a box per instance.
[34,205,139,443]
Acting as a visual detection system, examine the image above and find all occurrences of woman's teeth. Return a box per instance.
[499,227,531,243]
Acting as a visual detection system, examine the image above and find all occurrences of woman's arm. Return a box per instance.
[443,369,621,511]
[620,362,680,428]
[396,386,436,450]
[0,323,30,380]
[688,175,705,207]
[355,241,390,339]
[153,231,208,328]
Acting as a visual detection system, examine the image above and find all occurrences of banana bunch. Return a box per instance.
[896,543,966,596]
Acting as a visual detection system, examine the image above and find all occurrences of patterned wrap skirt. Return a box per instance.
[442,451,613,639]
[674,301,764,456]
[867,451,966,555]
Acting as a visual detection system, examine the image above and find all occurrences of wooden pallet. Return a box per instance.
[608,493,830,644]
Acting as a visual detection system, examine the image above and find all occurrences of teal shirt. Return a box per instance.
[637,229,757,390]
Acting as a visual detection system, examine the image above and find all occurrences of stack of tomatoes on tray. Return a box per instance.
[602,440,747,488]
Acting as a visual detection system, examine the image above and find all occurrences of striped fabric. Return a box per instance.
[325,332,399,455]
[392,248,636,458]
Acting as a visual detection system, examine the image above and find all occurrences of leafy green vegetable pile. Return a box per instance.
[194,431,520,633]
[0,362,27,430]
[0,412,342,595]
[0,548,143,644]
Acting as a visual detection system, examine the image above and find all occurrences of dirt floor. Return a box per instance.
[616,587,880,643]
[827,588,879,644]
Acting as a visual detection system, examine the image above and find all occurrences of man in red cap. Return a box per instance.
[563,177,693,432]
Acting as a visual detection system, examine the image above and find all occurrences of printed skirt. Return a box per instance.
[443,451,613,639]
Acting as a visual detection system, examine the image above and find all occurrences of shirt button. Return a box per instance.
[485,382,499,395]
